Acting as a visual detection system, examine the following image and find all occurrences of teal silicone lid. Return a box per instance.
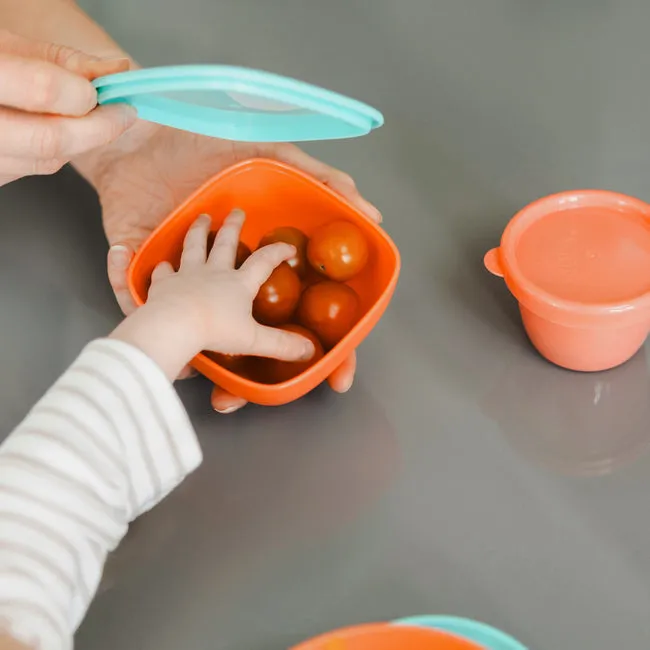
[93,65,383,142]
[393,616,527,650]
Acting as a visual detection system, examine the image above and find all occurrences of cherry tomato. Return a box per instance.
[243,357,270,384]
[302,266,323,292]
[297,281,360,349]
[307,220,369,281]
[261,324,325,384]
[253,262,302,325]
[207,232,252,269]
[204,351,249,375]
[258,226,309,278]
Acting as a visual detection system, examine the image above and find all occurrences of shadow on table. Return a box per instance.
[98,382,398,596]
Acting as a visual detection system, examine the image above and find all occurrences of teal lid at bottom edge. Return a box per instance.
[392,615,528,650]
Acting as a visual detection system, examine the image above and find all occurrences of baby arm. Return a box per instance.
[0,338,201,650]
[0,210,314,650]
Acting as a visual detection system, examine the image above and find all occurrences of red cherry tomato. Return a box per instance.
[301,266,323,293]
[261,324,325,384]
[307,220,369,281]
[258,226,309,278]
[243,357,269,384]
[253,262,302,325]
[297,281,360,349]
[207,232,252,269]
[204,351,249,374]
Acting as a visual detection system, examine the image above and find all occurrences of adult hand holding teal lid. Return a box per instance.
[92,65,384,414]
[0,30,134,188]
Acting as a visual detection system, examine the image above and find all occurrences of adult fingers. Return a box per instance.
[180,214,211,270]
[238,242,295,291]
[107,243,138,315]
[261,143,383,223]
[0,52,97,116]
[208,208,245,270]
[0,155,65,181]
[0,155,81,185]
[250,324,315,361]
[327,350,357,393]
[210,351,357,414]
[0,104,137,161]
[0,29,131,81]
[57,56,130,81]
[210,385,248,414]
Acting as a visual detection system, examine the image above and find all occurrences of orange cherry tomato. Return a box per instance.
[253,262,302,326]
[261,324,325,384]
[258,226,309,278]
[307,220,369,281]
[207,232,252,269]
[297,281,360,349]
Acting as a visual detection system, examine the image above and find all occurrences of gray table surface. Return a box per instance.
[2,0,650,648]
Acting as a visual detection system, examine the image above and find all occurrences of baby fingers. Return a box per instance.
[249,324,315,361]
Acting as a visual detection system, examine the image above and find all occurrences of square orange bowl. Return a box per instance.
[127,158,401,405]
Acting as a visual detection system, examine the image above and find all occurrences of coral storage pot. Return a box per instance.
[484,190,650,372]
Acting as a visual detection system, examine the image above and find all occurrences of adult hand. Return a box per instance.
[87,125,381,412]
[0,29,135,187]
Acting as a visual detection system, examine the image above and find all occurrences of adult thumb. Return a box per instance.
[107,242,138,315]
[0,29,130,80]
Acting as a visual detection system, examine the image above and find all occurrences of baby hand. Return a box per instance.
[110,210,315,380]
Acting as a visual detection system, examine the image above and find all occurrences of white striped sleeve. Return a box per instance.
[0,339,202,650]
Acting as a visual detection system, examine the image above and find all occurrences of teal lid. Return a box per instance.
[93,65,383,142]
[393,616,527,650]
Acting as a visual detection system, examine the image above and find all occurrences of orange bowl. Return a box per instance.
[127,158,401,405]
[290,623,482,650]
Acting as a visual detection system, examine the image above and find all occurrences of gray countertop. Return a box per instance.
[2,1,650,648]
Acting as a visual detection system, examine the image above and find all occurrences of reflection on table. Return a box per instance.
[481,346,650,477]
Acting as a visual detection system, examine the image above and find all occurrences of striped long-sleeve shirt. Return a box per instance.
[0,339,202,650]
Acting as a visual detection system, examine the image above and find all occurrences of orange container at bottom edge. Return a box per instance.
[485,190,650,372]
[289,623,483,650]
[127,159,401,405]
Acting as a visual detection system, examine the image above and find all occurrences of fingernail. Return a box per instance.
[300,342,316,361]
[339,376,354,393]
[99,56,131,65]
[120,105,139,126]
[88,57,132,77]
[109,245,131,269]
[366,202,383,223]
[214,405,238,414]
[105,104,138,128]
[229,208,245,220]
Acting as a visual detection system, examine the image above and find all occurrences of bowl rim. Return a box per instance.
[127,157,401,396]
[290,622,481,649]
[393,615,527,650]
[493,189,650,324]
